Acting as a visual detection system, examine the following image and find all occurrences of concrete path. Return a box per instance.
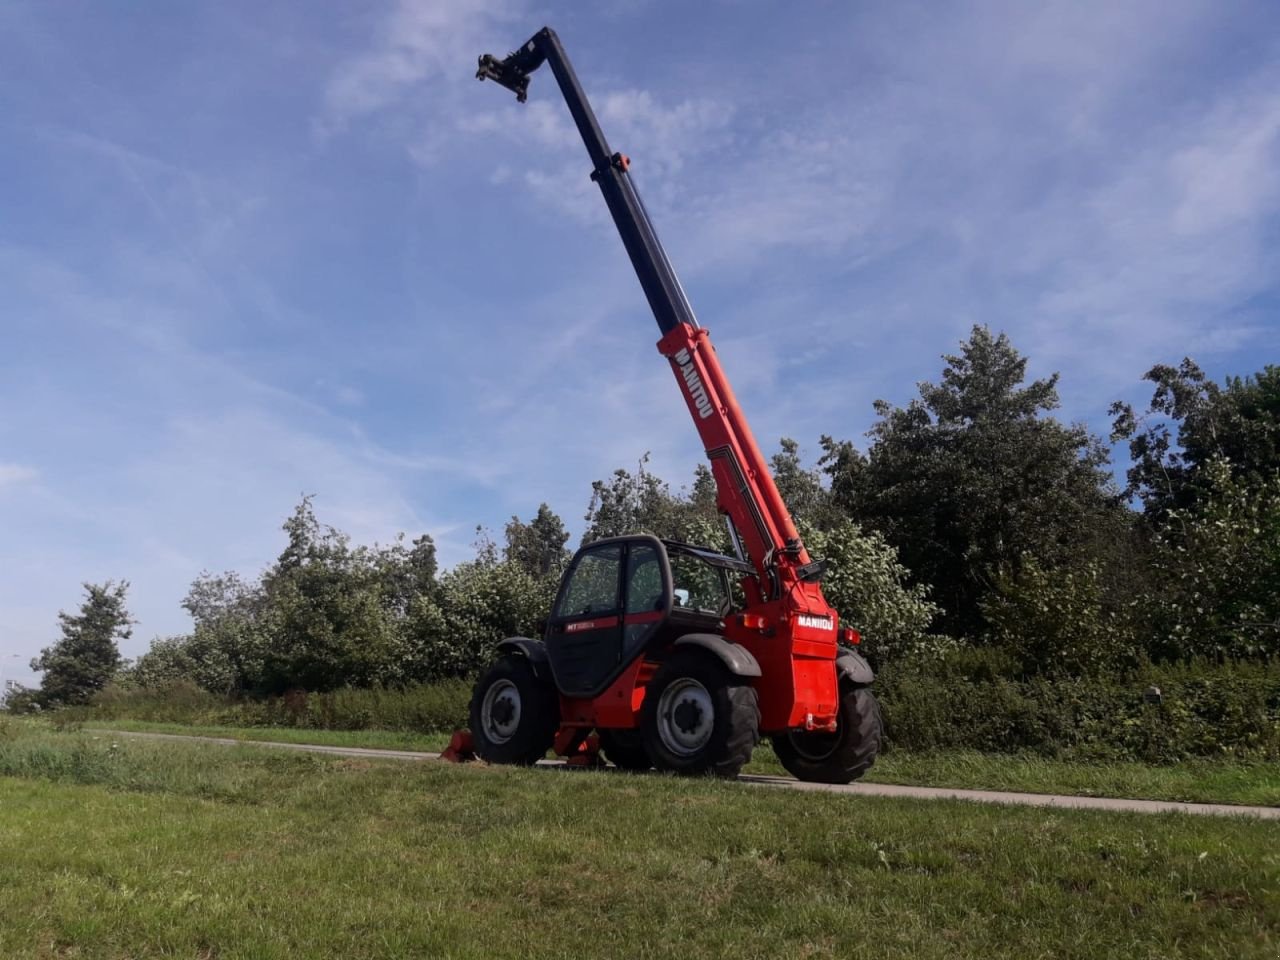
[101,729,1280,820]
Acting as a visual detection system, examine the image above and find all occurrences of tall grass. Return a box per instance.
[0,722,330,803]
[80,679,471,733]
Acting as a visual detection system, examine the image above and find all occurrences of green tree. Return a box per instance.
[831,326,1121,637]
[419,548,558,680]
[31,581,133,706]
[982,556,1142,677]
[1111,360,1280,521]
[375,534,439,612]
[166,571,267,694]
[770,438,843,531]
[817,434,866,521]
[121,635,200,689]
[583,455,725,548]
[1144,459,1280,662]
[257,498,411,693]
[799,519,944,667]
[504,504,571,578]
[126,513,445,693]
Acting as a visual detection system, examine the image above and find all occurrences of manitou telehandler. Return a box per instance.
[468,27,881,783]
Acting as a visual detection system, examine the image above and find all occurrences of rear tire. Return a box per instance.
[641,650,759,778]
[771,683,881,784]
[469,655,558,765]
[598,729,651,770]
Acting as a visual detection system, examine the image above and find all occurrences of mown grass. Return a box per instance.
[76,717,1280,807]
[0,723,1277,959]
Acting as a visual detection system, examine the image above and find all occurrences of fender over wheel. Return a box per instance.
[469,655,559,765]
[771,682,881,784]
[641,650,759,778]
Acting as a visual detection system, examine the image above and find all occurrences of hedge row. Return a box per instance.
[84,680,473,735]
[76,659,1280,764]
[875,659,1280,763]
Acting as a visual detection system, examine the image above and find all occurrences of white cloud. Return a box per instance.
[320,0,526,134]
[0,464,38,488]
[458,87,733,228]
[998,74,1280,398]
[319,0,1280,432]
[1171,94,1280,237]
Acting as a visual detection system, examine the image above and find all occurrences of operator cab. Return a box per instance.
[543,535,753,698]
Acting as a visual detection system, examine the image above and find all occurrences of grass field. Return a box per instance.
[82,718,455,753]
[1,722,1277,958]
[80,718,1280,806]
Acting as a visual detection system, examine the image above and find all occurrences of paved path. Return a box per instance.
[101,729,1280,820]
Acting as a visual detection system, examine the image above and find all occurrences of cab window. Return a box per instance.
[554,545,622,618]
[668,550,731,616]
[625,544,664,613]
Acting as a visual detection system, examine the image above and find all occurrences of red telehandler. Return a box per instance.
[469,27,881,783]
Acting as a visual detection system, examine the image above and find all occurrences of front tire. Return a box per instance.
[771,683,881,784]
[469,655,558,765]
[641,651,759,778]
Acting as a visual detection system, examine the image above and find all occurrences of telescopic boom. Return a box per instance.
[478,27,826,605]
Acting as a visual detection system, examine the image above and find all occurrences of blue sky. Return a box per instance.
[2,1,1278,682]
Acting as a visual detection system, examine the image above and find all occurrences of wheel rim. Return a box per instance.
[481,679,522,744]
[656,677,714,757]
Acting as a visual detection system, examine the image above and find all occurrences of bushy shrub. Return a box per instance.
[801,519,949,666]
[875,656,1280,762]
[83,679,472,734]
[412,553,557,682]
[982,556,1142,676]
[297,682,471,732]
[1144,461,1280,662]
[84,681,249,725]
[82,657,1278,763]
[2,687,42,715]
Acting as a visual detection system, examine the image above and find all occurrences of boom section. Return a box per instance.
[478,27,695,335]
[477,28,820,600]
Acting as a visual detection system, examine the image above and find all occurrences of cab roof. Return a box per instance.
[578,533,755,576]
[661,539,755,576]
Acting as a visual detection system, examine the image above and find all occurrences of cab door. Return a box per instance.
[545,542,625,698]
[620,540,669,660]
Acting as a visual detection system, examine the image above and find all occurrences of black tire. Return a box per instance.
[771,683,881,784]
[598,729,652,770]
[469,655,558,765]
[640,650,759,778]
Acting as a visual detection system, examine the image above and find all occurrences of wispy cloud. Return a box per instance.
[1170,88,1280,237]
[320,0,526,135]
[316,0,1280,478]
[0,464,39,489]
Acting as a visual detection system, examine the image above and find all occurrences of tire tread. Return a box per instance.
[771,685,882,784]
